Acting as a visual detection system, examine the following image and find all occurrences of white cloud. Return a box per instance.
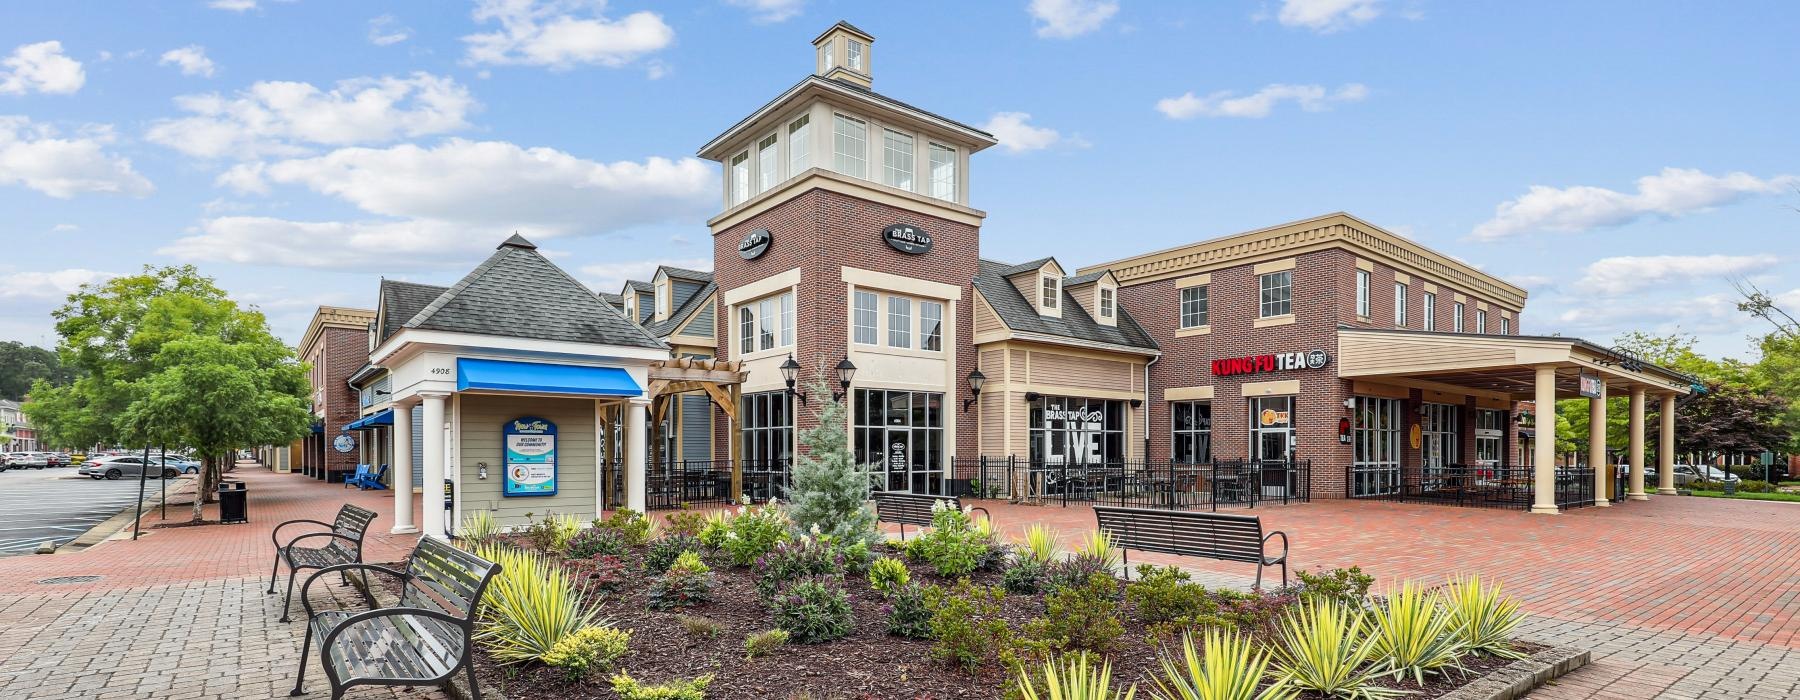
[1029,0,1119,38]
[159,45,216,78]
[165,138,715,269]
[980,112,1085,153]
[0,268,115,300]
[368,15,412,46]
[145,72,476,160]
[1157,83,1368,119]
[726,0,804,24]
[50,223,78,233]
[1275,0,1383,33]
[208,0,259,10]
[0,117,154,198]
[580,258,712,292]
[1470,168,1799,241]
[0,41,85,95]
[462,0,674,70]
[1551,292,1753,338]
[1573,254,1780,296]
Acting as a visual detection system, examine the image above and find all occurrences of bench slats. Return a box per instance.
[1093,505,1285,570]
[872,491,964,528]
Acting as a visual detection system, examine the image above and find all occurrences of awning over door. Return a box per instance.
[346,408,393,431]
[455,357,643,397]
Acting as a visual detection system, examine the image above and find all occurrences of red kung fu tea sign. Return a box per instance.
[1211,350,1329,377]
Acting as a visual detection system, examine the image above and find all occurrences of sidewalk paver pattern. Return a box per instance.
[0,466,1795,698]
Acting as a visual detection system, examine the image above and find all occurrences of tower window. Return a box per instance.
[757,134,778,193]
[928,143,956,202]
[882,129,914,190]
[788,115,811,175]
[730,150,749,205]
[833,114,867,179]
[822,39,834,71]
[847,40,863,70]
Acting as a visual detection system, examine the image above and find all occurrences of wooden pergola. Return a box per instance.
[598,357,748,506]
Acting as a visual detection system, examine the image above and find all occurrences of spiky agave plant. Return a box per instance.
[460,510,500,544]
[1020,524,1062,565]
[1015,652,1138,700]
[1151,627,1296,700]
[470,542,604,664]
[1442,574,1526,660]
[1270,598,1400,700]
[1367,581,1468,686]
[1074,529,1122,572]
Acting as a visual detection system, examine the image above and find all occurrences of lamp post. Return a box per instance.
[961,369,986,412]
[779,355,805,405]
[833,358,857,403]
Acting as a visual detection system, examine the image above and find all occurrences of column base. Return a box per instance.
[390,525,419,534]
[1657,488,1678,495]
[1593,498,1610,507]
[1627,493,1649,501]
[1529,504,1560,515]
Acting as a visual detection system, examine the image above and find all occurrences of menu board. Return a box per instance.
[503,416,558,497]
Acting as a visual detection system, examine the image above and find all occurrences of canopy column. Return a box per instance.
[625,398,649,512]
[391,402,417,533]
[1589,383,1610,507]
[1657,393,1678,495]
[1531,365,1559,515]
[1628,387,1648,501]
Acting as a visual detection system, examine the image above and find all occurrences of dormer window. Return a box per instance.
[1041,276,1059,311]
[1098,287,1115,319]
[847,40,863,71]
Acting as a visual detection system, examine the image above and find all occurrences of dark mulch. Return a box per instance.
[150,519,220,529]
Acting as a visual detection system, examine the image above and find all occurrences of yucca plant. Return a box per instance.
[1014,652,1138,700]
[1020,524,1062,565]
[1367,581,1467,686]
[1442,575,1526,660]
[1270,598,1399,700]
[1074,529,1122,573]
[470,542,603,664]
[1151,628,1296,700]
[460,510,500,544]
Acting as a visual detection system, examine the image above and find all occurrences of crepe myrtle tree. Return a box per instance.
[784,377,881,546]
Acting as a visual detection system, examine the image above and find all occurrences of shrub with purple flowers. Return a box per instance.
[753,536,847,598]
[770,576,854,643]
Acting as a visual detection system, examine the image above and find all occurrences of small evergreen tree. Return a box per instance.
[785,378,880,546]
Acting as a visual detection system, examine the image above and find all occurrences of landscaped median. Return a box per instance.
[418,500,1584,700]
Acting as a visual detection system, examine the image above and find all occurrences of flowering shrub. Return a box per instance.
[722,499,791,567]
[883,581,934,639]
[663,508,708,537]
[1002,556,1049,594]
[753,536,847,598]
[563,554,628,592]
[648,551,716,610]
[770,576,854,643]
[1044,552,1114,592]
[905,502,992,577]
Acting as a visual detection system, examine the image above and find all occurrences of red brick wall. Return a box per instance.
[319,326,366,481]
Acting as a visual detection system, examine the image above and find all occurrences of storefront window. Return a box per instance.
[1352,396,1401,496]
[1421,403,1460,479]
[1171,401,1212,463]
[741,391,792,467]
[1475,409,1505,467]
[854,389,943,493]
[1030,396,1125,467]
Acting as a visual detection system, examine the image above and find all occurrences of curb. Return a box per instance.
[1438,644,1590,700]
[56,477,197,554]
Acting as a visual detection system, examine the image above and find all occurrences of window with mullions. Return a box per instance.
[1259,271,1291,318]
[737,291,793,354]
[1356,269,1370,317]
[788,115,811,175]
[730,150,750,205]
[1180,286,1207,328]
[1423,292,1437,331]
[1029,396,1125,467]
[882,129,914,190]
[920,301,942,351]
[833,114,867,179]
[1394,283,1408,326]
[1351,396,1402,497]
[1171,401,1212,464]
[853,290,877,345]
[853,389,944,493]
[740,391,793,468]
[887,296,912,348]
[757,133,778,193]
[1454,302,1466,333]
[928,143,956,202]
[1421,402,1460,475]
[1098,287,1115,319]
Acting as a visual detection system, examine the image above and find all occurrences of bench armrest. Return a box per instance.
[271,519,335,549]
[283,531,363,553]
[318,607,472,679]
[299,563,409,620]
[1261,530,1289,564]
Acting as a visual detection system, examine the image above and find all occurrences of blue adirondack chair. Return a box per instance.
[343,464,371,489]
[349,464,390,491]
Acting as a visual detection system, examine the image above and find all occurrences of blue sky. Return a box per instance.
[1,0,1795,361]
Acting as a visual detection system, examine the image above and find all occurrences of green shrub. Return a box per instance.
[563,554,627,592]
[645,534,703,574]
[838,538,875,576]
[1003,557,1049,594]
[928,579,1012,673]
[468,543,602,664]
[754,537,847,598]
[542,626,631,682]
[1013,651,1138,700]
[868,555,910,595]
[906,502,991,577]
[1150,627,1288,700]
[1271,598,1397,700]
[1291,567,1375,608]
[676,614,721,639]
[722,501,791,567]
[1125,565,1216,626]
[1020,573,1125,655]
[697,511,732,549]
[609,672,713,700]
[771,577,854,643]
[565,527,628,559]
[1443,574,1526,660]
[595,508,655,546]
[1367,582,1467,686]
[744,628,791,658]
[522,512,582,554]
[1045,552,1114,592]
[884,581,935,638]
[664,508,708,537]
[648,551,716,610]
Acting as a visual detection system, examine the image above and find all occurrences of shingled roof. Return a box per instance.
[659,266,714,284]
[643,281,717,339]
[378,279,449,344]
[401,236,665,350]
[974,259,1157,352]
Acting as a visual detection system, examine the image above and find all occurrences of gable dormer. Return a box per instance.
[1063,270,1119,327]
[813,21,874,89]
[651,269,672,323]
[1002,257,1065,319]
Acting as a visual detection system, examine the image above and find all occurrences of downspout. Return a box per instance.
[1143,354,1159,460]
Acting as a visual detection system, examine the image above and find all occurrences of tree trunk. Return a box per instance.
[191,454,221,522]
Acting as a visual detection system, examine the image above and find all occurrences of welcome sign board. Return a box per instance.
[503,416,558,497]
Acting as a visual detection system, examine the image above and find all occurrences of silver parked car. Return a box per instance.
[79,456,185,480]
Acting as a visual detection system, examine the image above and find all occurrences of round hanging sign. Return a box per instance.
[882,223,933,255]
[333,434,356,453]
[738,228,772,260]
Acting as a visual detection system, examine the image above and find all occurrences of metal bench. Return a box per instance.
[291,536,501,700]
[1093,504,1289,589]
[872,491,989,539]
[269,504,379,623]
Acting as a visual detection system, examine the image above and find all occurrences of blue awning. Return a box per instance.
[347,408,393,431]
[310,421,324,434]
[456,358,642,397]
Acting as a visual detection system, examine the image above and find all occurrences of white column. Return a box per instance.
[625,398,649,513]
[594,399,607,520]
[1628,387,1648,500]
[1658,394,1678,495]
[1589,385,1610,507]
[391,403,417,534]
[1531,365,1559,514]
[421,392,449,539]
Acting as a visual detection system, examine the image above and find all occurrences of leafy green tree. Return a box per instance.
[1752,333,1800,452]
[0,341,74,401]
[784,378,880,546]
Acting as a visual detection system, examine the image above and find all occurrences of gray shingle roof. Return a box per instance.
[659,266,713,284]
[598,292,624,309]
[624,280,653,294]
[974,260,1157,352]
[643,282,717,339]
[379,279,449,344]
[995,257,1058,277]
[1062,271,1110,286]
[403,237,665,350]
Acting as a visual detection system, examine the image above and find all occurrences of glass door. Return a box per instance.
[1248,396,1295,499]
[883,428,911,492]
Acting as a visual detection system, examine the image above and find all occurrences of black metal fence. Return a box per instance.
[741,458,791,505]
[944,456,1312,511]
[646,459,734,510]
[1354,464,1596,510]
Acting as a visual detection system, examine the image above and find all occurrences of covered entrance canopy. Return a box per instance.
[630,357,747,509]
[1337,327,1699,513]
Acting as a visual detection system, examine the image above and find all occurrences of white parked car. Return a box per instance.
[79,456,186,480]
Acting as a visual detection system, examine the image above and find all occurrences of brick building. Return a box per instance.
[296,306,376,483]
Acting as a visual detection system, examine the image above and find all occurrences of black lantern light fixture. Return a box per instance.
[961,369,986,412]
[779,355,805,405]
[833,357,857,402]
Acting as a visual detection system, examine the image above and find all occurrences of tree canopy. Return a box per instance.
[0,341,74,401]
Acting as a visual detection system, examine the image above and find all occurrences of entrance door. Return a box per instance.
[884,429,911,492]
[1248,396,1296,499]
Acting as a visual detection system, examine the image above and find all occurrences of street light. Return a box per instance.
[962,369,986,412]
[780,355,805,405]
[833,357,857,402]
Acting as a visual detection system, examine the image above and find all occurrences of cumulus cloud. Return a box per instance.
[159,45,217,77]
[164,138,715,270]
[0,41,85,95]
[580,257,712,291]
[0,117,154,198]
[1572,254,1780,296]
[1273,0,1384,33]
[1551,292,1758,338]
[208,0,259,10]
[144,72,476,160]
[726,0,804,24]
[0,268,116,299]
[462,0,674,70]
[1157,83,1368,119]
[980,112,1084,154]
[1029,0,1119,38]
[1470,168,1798,241]
[368,15,411,46]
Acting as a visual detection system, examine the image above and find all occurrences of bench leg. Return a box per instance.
[279,569,299,623]
[466,661,483,700]
[268,551,282,594]
[290,626,313,696]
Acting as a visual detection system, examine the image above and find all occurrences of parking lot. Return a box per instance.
[0,467,170,556]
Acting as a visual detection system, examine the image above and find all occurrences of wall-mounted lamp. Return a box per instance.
[961,369,986,412]
[1129,398,1143,408]
[1343,398,1357,410]
[833,358,857,403]
[1024,391,1042,403]
[779,355,806,405]
[375,390,391,396]
[477,462,489,480]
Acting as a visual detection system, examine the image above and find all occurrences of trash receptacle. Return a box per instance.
[218,481,248,524]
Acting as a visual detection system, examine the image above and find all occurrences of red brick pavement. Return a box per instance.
[967,496,1800,649]
[0,466,422,592]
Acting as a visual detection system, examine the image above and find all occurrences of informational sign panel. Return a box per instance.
[503,416,558,497]
[333,434,356,453]
[1578,371,1604,399]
